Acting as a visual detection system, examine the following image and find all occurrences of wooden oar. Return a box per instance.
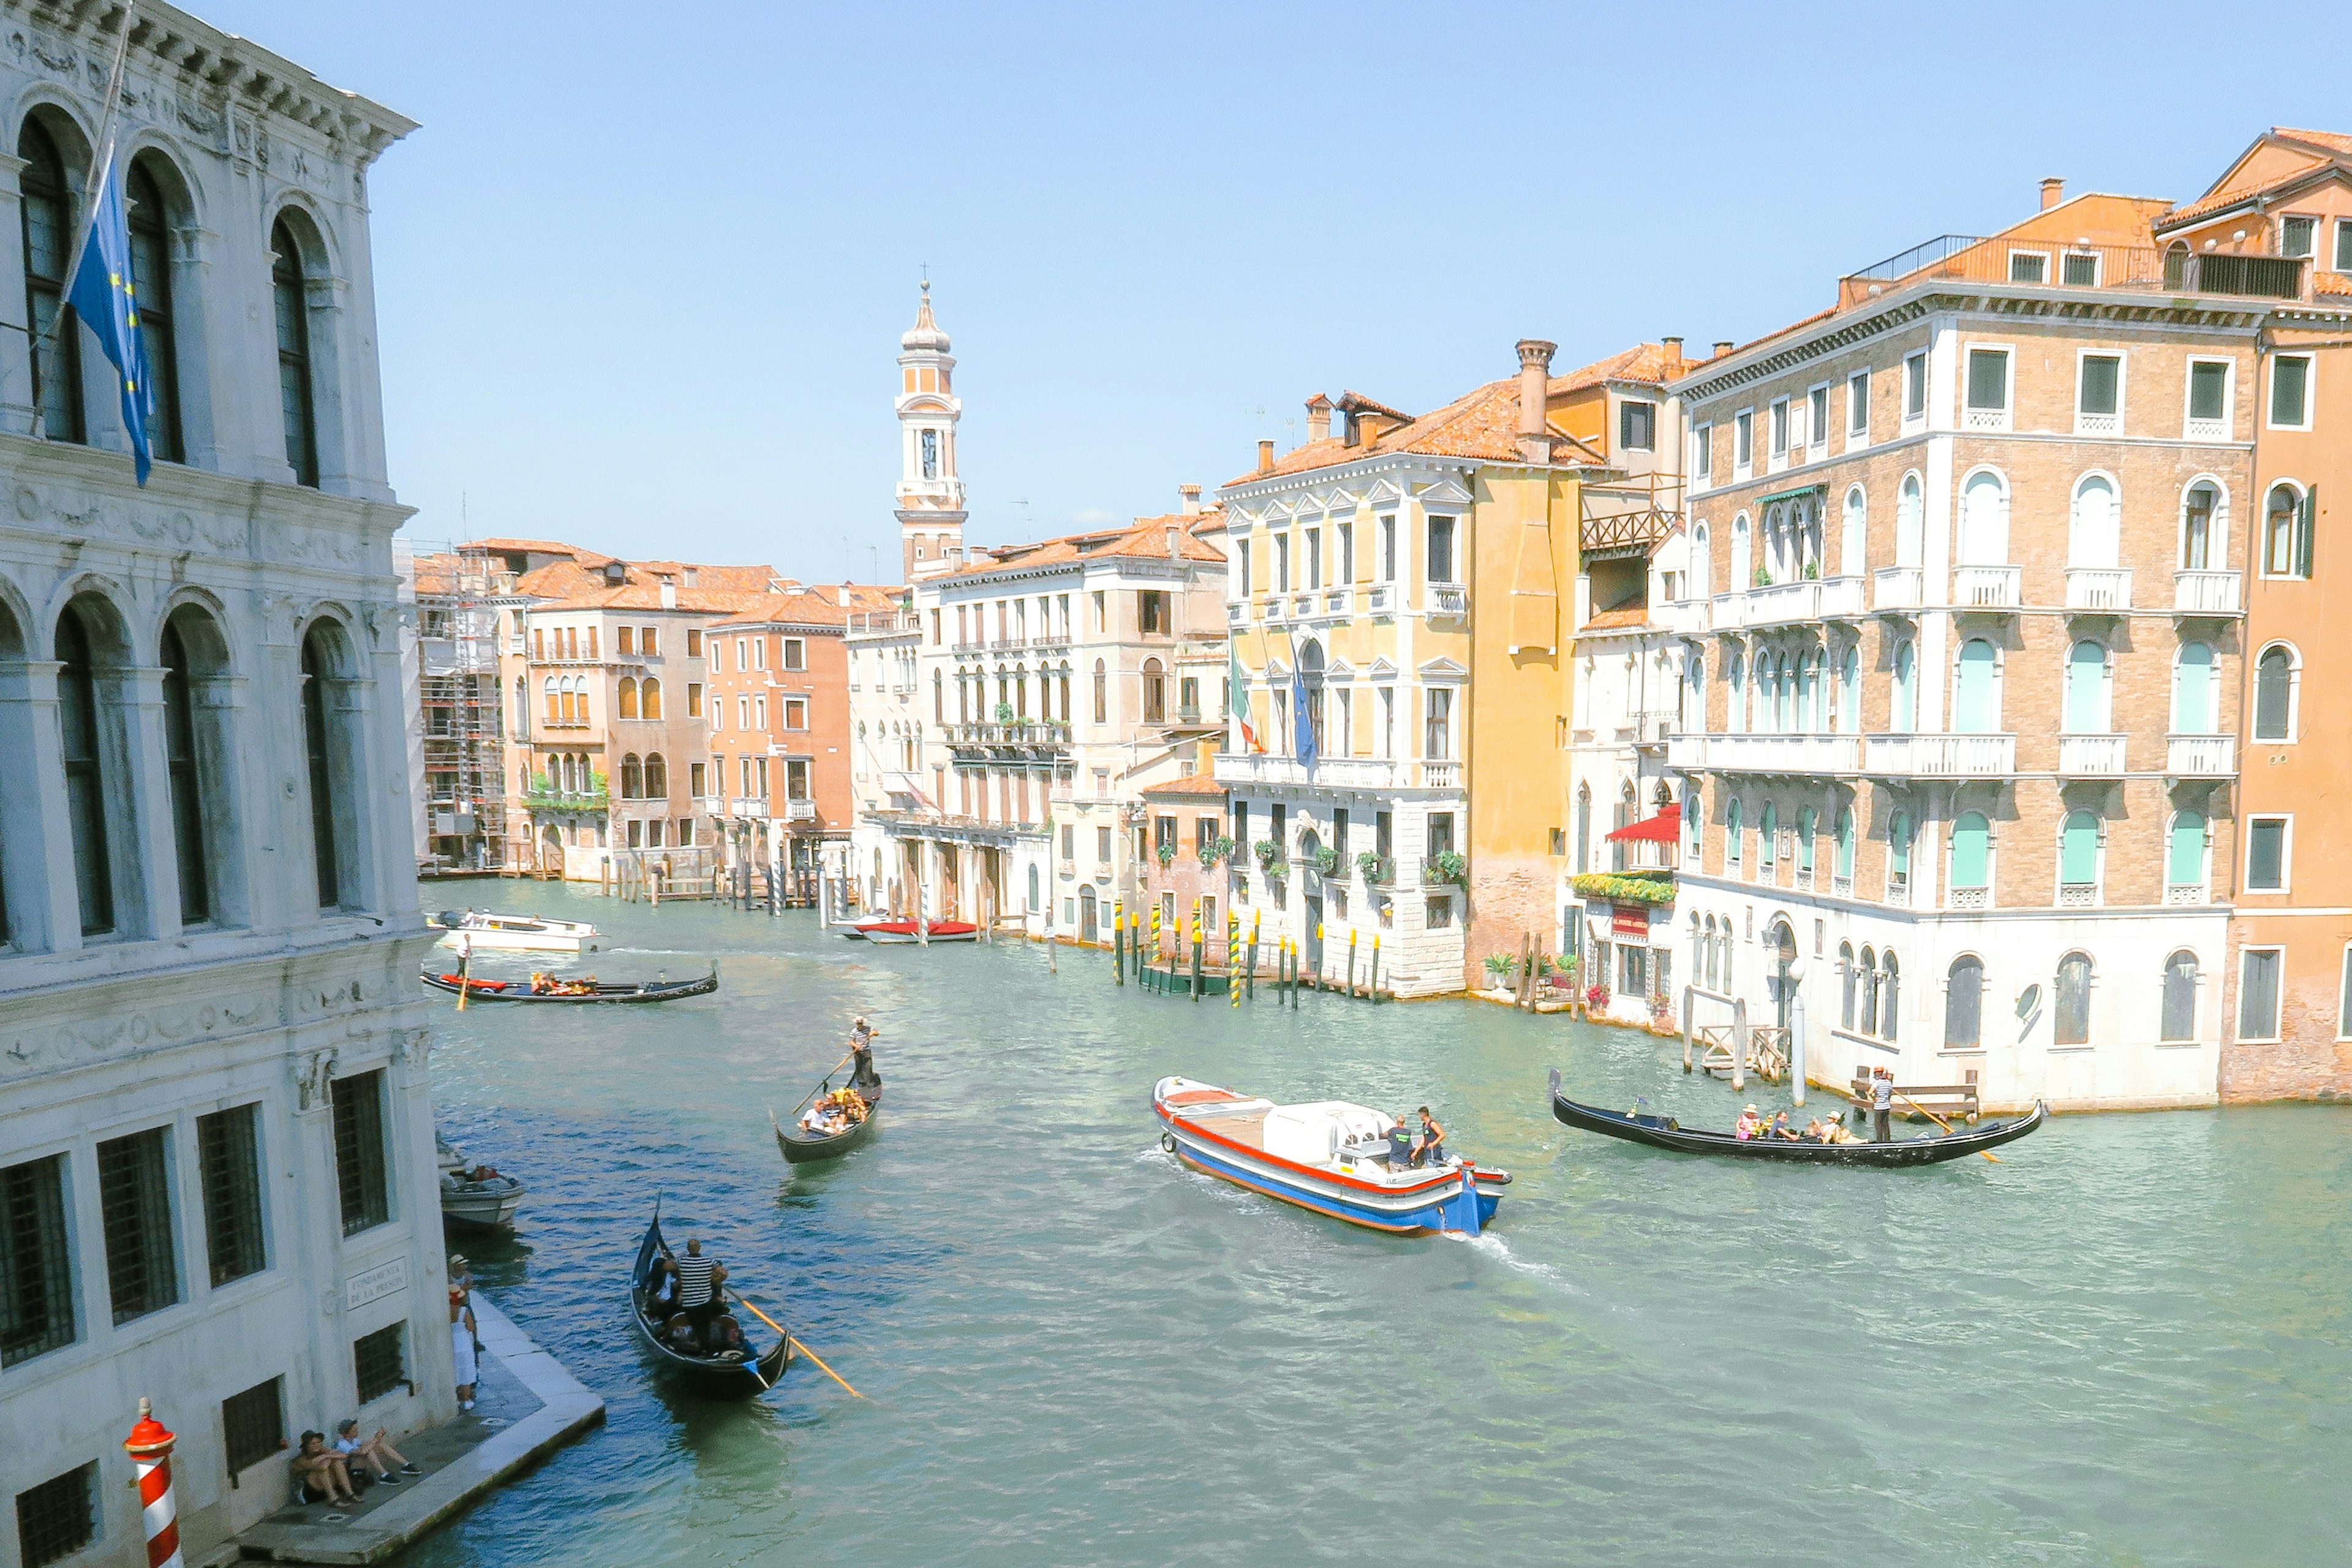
[788,1052,858,1118]
[729,1292,863,1398]
[1894,1091,2000,1163]
[456,937,473,1011]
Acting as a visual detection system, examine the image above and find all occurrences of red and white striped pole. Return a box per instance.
[123,1398,184,1568]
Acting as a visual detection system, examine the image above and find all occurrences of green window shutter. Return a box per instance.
[1951,812,1990,888]
[2299,484,2317,579]
[2060,812,2098,884]
[2168,813,2205,886]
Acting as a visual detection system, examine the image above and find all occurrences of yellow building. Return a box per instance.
[1216,339,1684,994]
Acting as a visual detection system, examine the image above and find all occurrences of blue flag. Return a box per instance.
[1291,665,1317,769]
[64,147,150,484]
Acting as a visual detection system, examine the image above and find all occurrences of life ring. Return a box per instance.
[1160,1133,1177,1154]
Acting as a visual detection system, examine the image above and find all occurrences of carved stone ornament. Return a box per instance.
[294,1047,339,1111]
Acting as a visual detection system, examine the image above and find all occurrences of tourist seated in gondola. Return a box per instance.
[1770,1111,1801,1140]
[1733,1105,1763,1140]
[704,1313,747,1359]
[647,1254,679,1314]
[1820,1116,1863,1145]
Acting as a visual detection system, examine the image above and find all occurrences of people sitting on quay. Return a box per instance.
[1733,1105,1763,1140]
[292,1431,361,1509]
[333,1419,420,1485]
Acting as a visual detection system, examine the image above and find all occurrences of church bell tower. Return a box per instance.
[894,281,966,581]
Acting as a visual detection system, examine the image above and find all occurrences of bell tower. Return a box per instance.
[894,280,965,581]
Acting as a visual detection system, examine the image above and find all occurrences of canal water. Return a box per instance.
[411,883,2351,1568]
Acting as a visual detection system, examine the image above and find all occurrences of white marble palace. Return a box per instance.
[0,9,442,1567]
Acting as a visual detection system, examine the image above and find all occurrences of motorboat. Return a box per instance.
[431,909,602,954]
[1152,1076,1508,1235]
[437,1131,526,1230]
[856,919,978,945]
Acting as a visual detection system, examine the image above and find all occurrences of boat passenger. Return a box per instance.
[706,1314,746,1358]
[1411,1106,1445,1167]
[1822,1117,1863,1146]
[647,1254,679,1314]
[1771,1111,1800,1140]
[1733,1105,1763,1140]
[1386,1115,1414,1170]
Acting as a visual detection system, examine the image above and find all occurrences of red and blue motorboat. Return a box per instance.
[1153,1076,1509,1236]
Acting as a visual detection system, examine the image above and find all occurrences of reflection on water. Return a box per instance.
[405,884,2352,1568]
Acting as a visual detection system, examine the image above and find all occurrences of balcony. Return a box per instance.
[1292,594,1317,620]
[524,787,608,815]
[1428,585,1469,618]
[1322,587,1353,619]
[1951,565,2021,609]
[1216,754,1401,791]
[1263,597,1288,625]
[1365,585,1394,614]
[2166,734,2235,777]
[1743,575,1866,625]
[1660,597,1711,636]
[2174,570,2241,616]
[786,799,818,822]
[1872,565,1925,611]
[1667,731,1860,775]
[1227,600,1246,625]
[944,720,1072,757]
[1863,732,2016,776]
[1419,761,1461,790]
[990,637,1027,652]
[729,796,766,817]
[2057,734,2126,777]
[1838,235,2310,308]
[2064,568,2132,612]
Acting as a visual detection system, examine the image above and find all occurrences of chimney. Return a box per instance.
[1515,338,1557,463]
[1662,336,1684,368]
[1305,394,1332,443]
[658,576,677,609]
[1357,413,1386,445]
[1166,526,1180,561]
[2040,176,2064,211]
[1713,340,1734,358]
[1257,438,1275,476]
[1179,483,1202,516]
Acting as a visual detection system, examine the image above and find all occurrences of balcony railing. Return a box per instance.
[1227,600,1246,625]
[2167,734,2235,777]
[1667,731,1860,775]
[944,720,1072,750]
[1365,585,1393,614]
[1428,585,1469,618]
[1952,564,2021,609]
[2064,568,2132,611]
[1864,732,2016,776]
[1838,235,2309,307]
[1660,597,1711,636]
[1709,590,1749,630]
[785,799,818,821]
[2057,734,2126,776]
[1741,575,1866,625]
[525,788,609,813]
[1872,565,1924,611]
[1420,761,1461,790]
[2174,570,2241,614]
[1216,754,1401,791]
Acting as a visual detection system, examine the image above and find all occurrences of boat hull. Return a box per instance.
[421,969,717,1003]
[1547,1069,2047,1166]
[858,921,977,944]
[1167,1134,1502,1234]
[629,1212,789,1397]
[441,1185,526,1230]
[772,1085,883,1165]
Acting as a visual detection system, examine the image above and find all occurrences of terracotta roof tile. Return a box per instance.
[708,586,905,628]
[1580,606,1651,630]
[943,509,1226,581]
[1140,772,1231,798]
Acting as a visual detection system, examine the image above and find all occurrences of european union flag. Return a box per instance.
[1291,664,1317,770]
[64,147,150,485]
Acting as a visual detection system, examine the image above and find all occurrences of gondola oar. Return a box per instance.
[786,1052,858,1120]
[1895,1091,2000,1163]
[729,1292,863,1398]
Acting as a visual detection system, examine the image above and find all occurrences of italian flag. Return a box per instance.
[1228,638,1261,753]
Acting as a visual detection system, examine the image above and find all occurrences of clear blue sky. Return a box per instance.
[206,1,2352,581]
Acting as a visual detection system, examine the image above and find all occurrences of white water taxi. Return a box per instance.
[431,909,603,954]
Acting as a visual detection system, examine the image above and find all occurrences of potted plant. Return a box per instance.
[1254,839,1281,872]
[1482,952,1516,987]
[1549,953,1580,992]
[994,701,1016,723]
[1585,981,1611,1012]
[1312,845,1341,875]
[1356,849,1391,884]
[1752,565,1771,587]
[1199,834,1234,870]
[1803,560,1821,581]
[1155,842,1176,869]
[1425,850,1468,887]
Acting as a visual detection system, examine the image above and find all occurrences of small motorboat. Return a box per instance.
[771,1066,883,1166]
[431,909,602,954]
[1547,1069,2047,1166]
[421,965,718,1003]
[856,919,978,945]
[1153,1076,1508,1235]
[628,1207,790,1397]
[437,1131,526,1230]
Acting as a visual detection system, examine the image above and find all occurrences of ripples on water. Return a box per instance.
[406,886,2352,1567]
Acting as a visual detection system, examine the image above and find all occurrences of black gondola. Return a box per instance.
[627,1207,790,1396]
[1548,1069,2045,1166]
[771,1074,882,1166]
[423,965,719,1004]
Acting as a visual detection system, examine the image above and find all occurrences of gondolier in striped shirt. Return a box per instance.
[672,1237,727,1341]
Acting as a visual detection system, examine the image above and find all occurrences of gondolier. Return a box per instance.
[1869,1068,1894,1143]
[673,1238,725,1335]
[850,1017,880,1093]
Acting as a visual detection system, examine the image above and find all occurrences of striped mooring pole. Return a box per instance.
[124,1398,184,1568]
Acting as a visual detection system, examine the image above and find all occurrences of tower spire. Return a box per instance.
[894,278,964,581]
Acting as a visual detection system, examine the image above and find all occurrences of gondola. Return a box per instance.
[771,1070,883,1165]
[423,965,718,1003]
[1548,1069,2045,1167]
[627,1207,790,1396]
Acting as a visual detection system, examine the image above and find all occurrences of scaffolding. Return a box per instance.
[404,542,511,872]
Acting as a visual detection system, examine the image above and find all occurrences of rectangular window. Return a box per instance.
[2281,216,2316,259]
[2008,250,2047,283]
[222,1377,285,1477]
[750,638,763,669]
[689,761,706,797]
[1619,399,1655,451]
[1904,352,1928,420]
[2078,354,2120,419]
[1847,371,1869,437]
[1807,386,1828,447]
[686,628,703,657]
[1231,803,1248,853]
[1965,348,2010,417]
[755,695,767,729]
[783,638,805,671]
[1196,815,1218,851]
[1305,527,1322,589]
[197,1104,266,1288]
[2247,816,2290,891]
[1337,521,1354,581]
[733,638,747,672]
[2239,948,2283,1040]
[1140,591,1169,633]
[1693,424,1713,483]
[14,1461,96,1568]
[786,760,810,799]
[1093,590,1106,632]
[532,628,544,662]
[2062,251,2099,286]
[1379,516,1396,580]
[1237,540,1251,598]
[97,1126,179,1324]
[1096,825,1112,863]
[353,1321,406,1404]
[1427,518,1456,584]
[1376,810,1393,860]
[331,1070,390,1237]
[1769,398,1789,457]
[1425,895,1454,929]
[616,626,633,656]
[643,627,659,657]
[2271,355,2312,429]
[784,698,808,729]
[1423,688,1453,759]
[2188,360,2230,428]
[1734,410,1754,469]
[1,1154,75,1366]
[685,682,703,718]
[1275,533,1291,591]
[1428,810,1456,858]
[2338,218,2352,272]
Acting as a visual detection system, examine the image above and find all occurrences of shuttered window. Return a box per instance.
[97,1127,180,1324]
[1,1155,76,1366]
[332,1071,390,1235]
[198,1104,267,1286]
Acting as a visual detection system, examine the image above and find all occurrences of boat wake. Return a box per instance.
[1451,1232,1585,1296]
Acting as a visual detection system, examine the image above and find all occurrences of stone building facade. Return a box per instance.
[0,9,442,1564]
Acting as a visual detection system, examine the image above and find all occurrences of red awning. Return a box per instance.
[1605,804,1681,844]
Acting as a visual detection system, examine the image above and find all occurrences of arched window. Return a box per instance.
[20,117,83,443]
[56,600,118,932]
[1798,651,1820,732]
[2054,951,2094,1047]
[1959,471,2008,564]
[1798,805,1817,875]
[641,677,663,720]
[2253,644,2297,742]
[2060,809,2098,891]
[1950,810,1991,890]
[127,157,184,464]
[159,608,228,925]
[543,675,559,721]
[1954,638,1997,733]
[620,754,643,799]
[1092,659,1107,725]
[2160,950,2199,1042]
[1839,644,1860,733]
[1726,649,1746,733]
[1841,486,1866,576]
[1059,665,1072,723]
[2173,641,2215,733]
[300,623,352,908]
[2264,483,2304,577]
[2065,640,2108,734]
[1896,473,1924,566]
[1839,941,1858,1028]
[1725,797,1743,867]
[643,752,668,798]
[270,216,319,486]
[1834,805,1855,880]
[1879,952,1900,1042]
[1891,641,1917,732]
[1760,802,1777,872]
[1684,791,1703,862]
[1888,810,1912,895]
[617,677,638,719]
[1014,663,1030,720]
[1691,524,1712,599]
[1774,654,1793,731]
[1731,514,1751,587]
[1858,944,1880,1035]
[1945,955,1984,1049]
[2167,809,2207,892]
[1142,657,1166,725]
[2180,481,2220,570]
[2069,474,2119,568]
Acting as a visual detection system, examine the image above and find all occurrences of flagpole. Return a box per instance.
[32,1,136,443]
